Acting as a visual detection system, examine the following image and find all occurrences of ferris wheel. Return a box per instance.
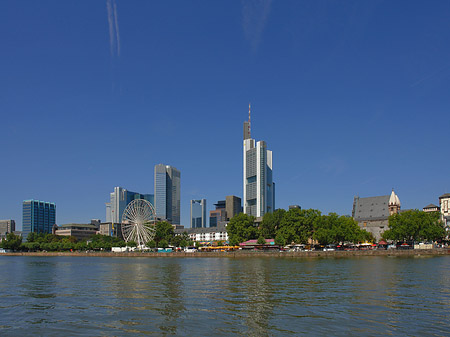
[121,199,156,248]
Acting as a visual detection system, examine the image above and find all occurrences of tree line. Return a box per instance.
[0,221,193,252]
[227,208,374,246]
[382,210,445,242]
[227,208,447,246]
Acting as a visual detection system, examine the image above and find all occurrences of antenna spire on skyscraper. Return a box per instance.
[248,103,251,137]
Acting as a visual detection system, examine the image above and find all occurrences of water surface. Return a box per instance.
[0,255,449,336]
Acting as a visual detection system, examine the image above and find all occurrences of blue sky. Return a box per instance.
[1,0,449,230]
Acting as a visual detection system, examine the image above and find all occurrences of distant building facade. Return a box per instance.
[352,190,401,240]
[54,223,98,241]
[99,222,123,239]
[209,196,242,227]
[225,195,242,220]
[106,187,154,224]
[423,204,440,213]
[243,105,275,218]
[175,224,228,243]
[22,200,56,240]
[154,164,181,225]
[0,220,15,240]
[439,193,450,230]
[210,200,227,227]
[191,199,207,228]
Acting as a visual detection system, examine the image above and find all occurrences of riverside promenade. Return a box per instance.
[3,248,450,258]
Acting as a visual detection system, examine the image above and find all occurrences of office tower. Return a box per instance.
[190,199,207,228]
[210,200,227,227]
[106,187,154,224]
[225,195,242,220]
[22,200,56,240]
[243,105,275,218]
[154,164,181,225]
[0,220,15,240]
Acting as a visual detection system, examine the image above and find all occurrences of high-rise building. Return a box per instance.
[0,220,15,240]
[210,200,227,228]
[190,199,207,228]
[243,105,275,218]
[225,195,242,220]
[22,200,56,240]
[154,164,181,225]
[106,187,154,224]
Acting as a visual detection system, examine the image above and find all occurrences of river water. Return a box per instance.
[0,255,449,336]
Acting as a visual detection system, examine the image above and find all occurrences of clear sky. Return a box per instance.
[1,0,449,230]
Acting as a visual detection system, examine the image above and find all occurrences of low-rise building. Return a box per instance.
[423,204,440,213]
[54,223,98,241]
[174,224,228,243]
[0,220,15,240]
[99,222,123,239]
[439,193,450,225]
[352,189,401,240]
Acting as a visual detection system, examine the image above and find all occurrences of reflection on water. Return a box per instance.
[0,256,450,336]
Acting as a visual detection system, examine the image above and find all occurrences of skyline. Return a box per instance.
[1,1,450,230]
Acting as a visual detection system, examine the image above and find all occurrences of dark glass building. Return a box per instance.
[22,200,56,240]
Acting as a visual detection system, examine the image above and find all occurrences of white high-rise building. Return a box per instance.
[154,164,181,225]
[243,105,275,218]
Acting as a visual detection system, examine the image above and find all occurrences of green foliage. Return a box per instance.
[154,221,174,246]
[313,213,372,245]
[227,213,257,245]
[126,241,137,248]
[159,239,169,248]
[1,233,22,251]
[89,234,126,250]
[383,210,445,242]
[257,236,267,245]
[22,242,40,251]
[260,209,286,239]
[277,208,321,244]
[229,207,375,246]
[274,232,286,246]
[147,240,156,248]
[21,233,125,252]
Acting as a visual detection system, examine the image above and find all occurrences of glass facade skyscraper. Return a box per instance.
[22,200,56,240]
[243,107,275,218]
[105,187,154,224]
[154,164,181,225]
[190,199,206,228]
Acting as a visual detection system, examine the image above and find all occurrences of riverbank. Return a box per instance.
[2,248,450,258]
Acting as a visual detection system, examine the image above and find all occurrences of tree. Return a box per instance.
[313,213,372,245]
[383,210,445,242]
[26,232,37,243]
[277,208,321,244]
[22,242,40,251]
[259,209,286,239]
[147,240,156,248]
[1,233,22,251]
[227,213,257,245]
[274,232,287,246]
[257,236,267,245]
[159,239,169,248]
[127,240,137,247]
[154,221,174,246]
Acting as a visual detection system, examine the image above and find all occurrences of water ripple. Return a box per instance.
[0,256,450,336]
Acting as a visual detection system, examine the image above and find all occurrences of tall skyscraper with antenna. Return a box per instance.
[243,104,275,218]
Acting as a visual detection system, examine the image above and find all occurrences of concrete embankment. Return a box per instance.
[2,249,450,258]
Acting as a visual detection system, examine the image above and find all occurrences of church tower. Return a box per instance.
[388,189,401,215]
